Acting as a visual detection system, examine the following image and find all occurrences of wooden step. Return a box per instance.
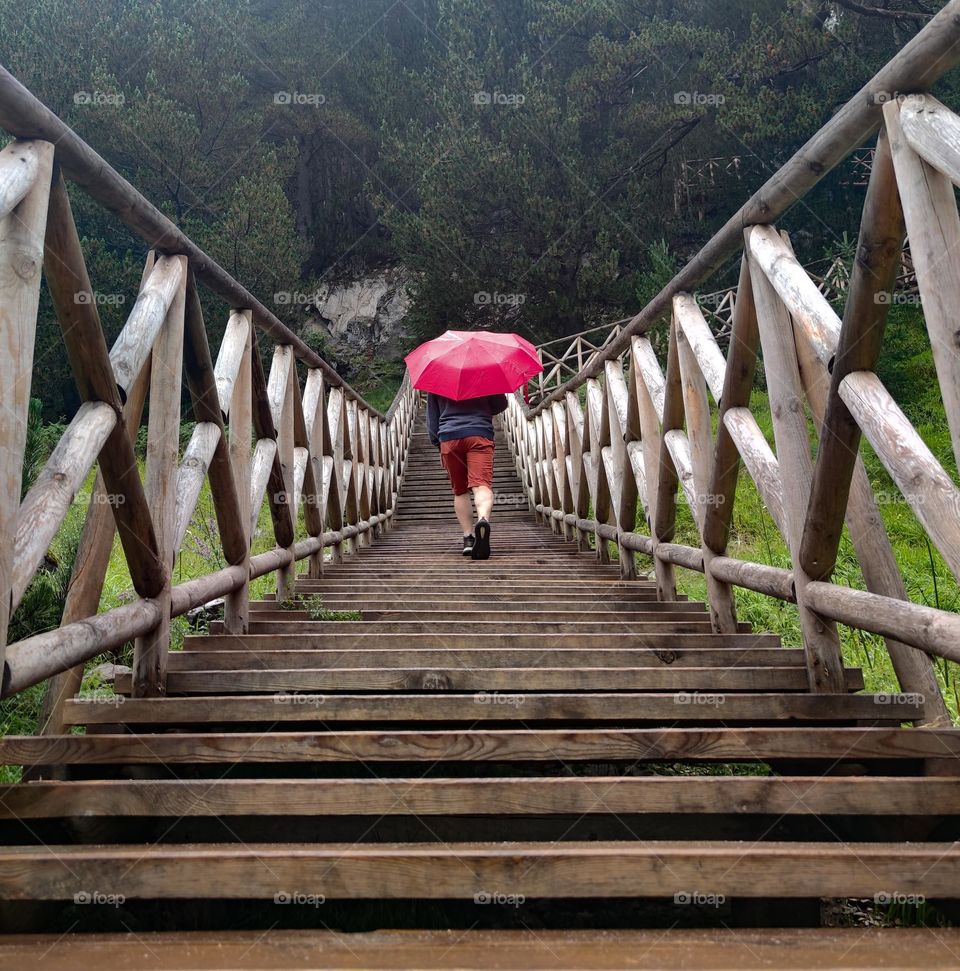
[2,928,959,971]
[182,632,774,650]
[62,691,910,726]
[1,725,946,767]
[167,648,804,671]
[4,775,956,820]
[240,602,708,617]
[113,666,854,694]
[1,841,957,900]
[202,620,746,636]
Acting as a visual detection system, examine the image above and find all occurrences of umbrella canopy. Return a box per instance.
[405,330,543,401]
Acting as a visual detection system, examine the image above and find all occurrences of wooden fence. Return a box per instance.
[0,69,417,728]
[505,82,960,726]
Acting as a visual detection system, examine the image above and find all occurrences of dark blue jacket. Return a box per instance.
[426,392,508,446]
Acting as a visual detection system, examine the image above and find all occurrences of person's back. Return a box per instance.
[427,392,507,559]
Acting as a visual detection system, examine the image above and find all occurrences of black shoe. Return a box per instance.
[471,518,491,560]
[462,534,476,557]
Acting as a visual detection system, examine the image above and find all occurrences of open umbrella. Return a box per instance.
[405,330,542,401]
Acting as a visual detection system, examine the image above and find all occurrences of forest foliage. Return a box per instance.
[0,0,952,420]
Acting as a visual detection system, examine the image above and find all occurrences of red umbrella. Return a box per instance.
[405,330,543,401]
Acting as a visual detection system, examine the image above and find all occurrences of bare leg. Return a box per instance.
[472,485,493,520]
[453,492,474,535]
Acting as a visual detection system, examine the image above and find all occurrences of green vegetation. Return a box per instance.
[1,1,954,417]
[282,594,362,622]
[631,303,960,719]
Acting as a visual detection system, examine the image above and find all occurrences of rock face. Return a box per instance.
[305,267,411,360]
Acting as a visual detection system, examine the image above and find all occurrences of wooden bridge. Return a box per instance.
[3,4,960,967]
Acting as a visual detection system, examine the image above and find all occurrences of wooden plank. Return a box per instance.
[61,692,909,726]
[0,840,956,900]
[1,928,959,971]
[112,666,837,695]
[2,776,956,820]
[166,647,806,671]
[13,724,946,770]
[0,139,53,669]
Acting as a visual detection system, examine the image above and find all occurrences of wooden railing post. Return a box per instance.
[746,228,846,693]
[221,311,252,633]
[132,255,188,697]
[604,360,639,580]
[0,140,53,674]
[268,346,297,601]
[674,305,737,632]
[585,378,612,563]
[302,369,328,578]
[326,387,346,563]
[631,337,676,601]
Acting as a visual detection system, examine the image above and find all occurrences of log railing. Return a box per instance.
[530,249,917,405]
[0,70,417,724]
[504,2,960,727]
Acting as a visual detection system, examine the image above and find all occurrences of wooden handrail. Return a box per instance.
[503,77,960,725]
[0,81,418,706]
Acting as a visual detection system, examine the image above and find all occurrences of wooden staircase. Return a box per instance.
[1,415,959,965]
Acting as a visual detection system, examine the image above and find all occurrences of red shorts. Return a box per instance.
[440,436,495,496]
